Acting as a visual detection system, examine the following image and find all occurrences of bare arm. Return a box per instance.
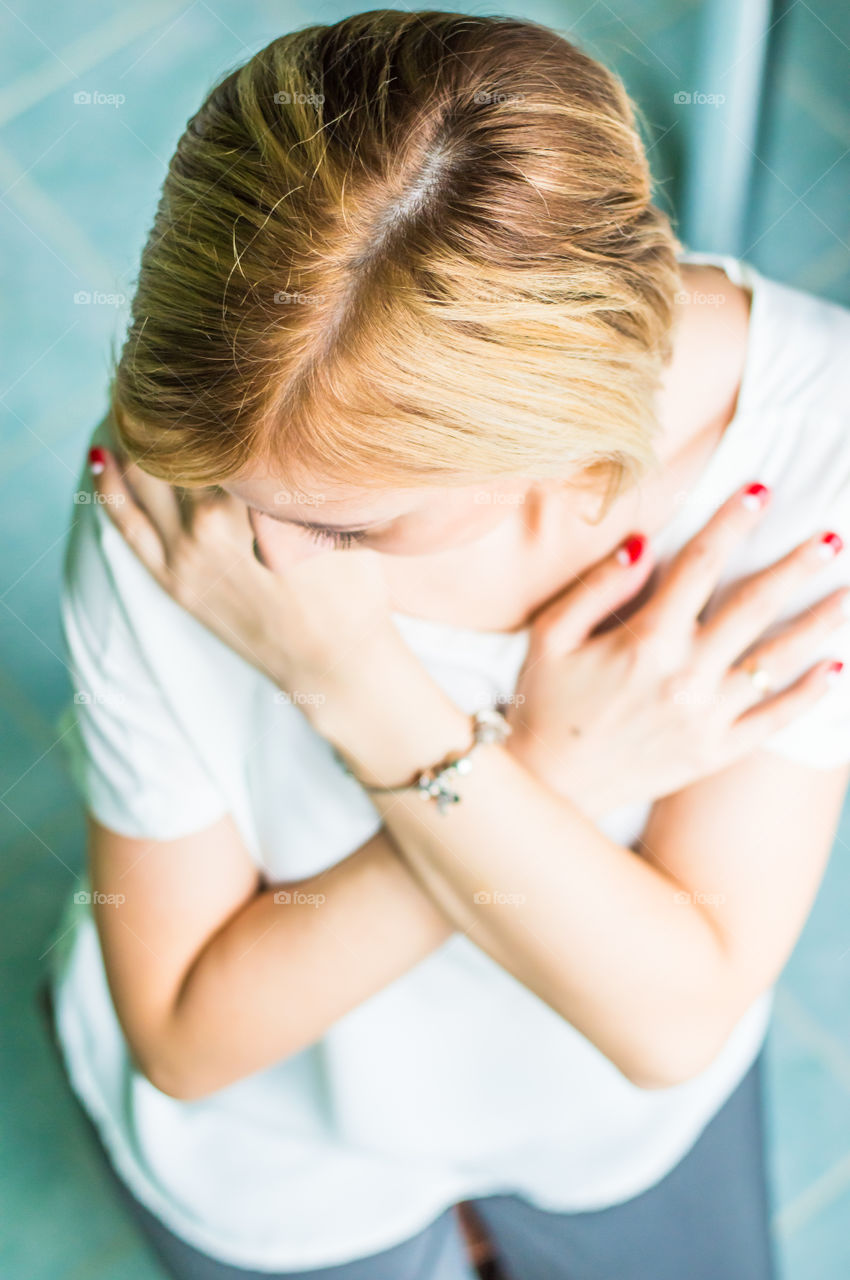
[88,813,463,1100]
[368,717,850,1088]
[306,489,850,1088]
[86,452,850,1097]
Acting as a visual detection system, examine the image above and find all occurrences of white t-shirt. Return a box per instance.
[48,251,850,1271]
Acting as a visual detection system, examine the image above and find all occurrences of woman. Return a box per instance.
[48,11,850,1280]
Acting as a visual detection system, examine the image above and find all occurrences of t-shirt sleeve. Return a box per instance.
[57,489,230,841]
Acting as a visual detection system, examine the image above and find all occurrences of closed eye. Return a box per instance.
[305,526,369,550]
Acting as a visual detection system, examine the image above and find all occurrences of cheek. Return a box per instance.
[378,504,508,555]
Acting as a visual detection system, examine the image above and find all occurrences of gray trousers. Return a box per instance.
[83,1051,777,1280]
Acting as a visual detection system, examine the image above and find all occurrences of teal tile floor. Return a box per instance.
[1,2,849,1276]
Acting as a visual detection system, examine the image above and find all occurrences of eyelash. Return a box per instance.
[305,527,368,550]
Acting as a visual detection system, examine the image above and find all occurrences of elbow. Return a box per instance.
[132,1036,218,1103]
[620,1024,730,1092]
[136,1052,203,1102]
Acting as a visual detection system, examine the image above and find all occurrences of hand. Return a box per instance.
[87,443,403,708]
[505,483,848,817]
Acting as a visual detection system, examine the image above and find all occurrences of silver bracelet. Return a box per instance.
[337,706,512,814]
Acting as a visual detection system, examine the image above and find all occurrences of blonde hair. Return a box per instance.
[111,9,684,513]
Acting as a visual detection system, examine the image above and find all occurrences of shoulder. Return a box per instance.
[62,412,180,667]
[745,269,850,418]
[62,417,122,658]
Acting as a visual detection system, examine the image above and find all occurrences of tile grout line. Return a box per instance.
[0,139,127,288]
[0,0,191,129]
[773,1148,850,1241]
[767,987,850,1237]
[773,986,850,1097]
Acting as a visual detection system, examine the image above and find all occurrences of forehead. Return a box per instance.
[224,469,481,513]
[222,473,432,526]
[225,471,404,504]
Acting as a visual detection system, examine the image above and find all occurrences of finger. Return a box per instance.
[726,657,844,757]
[636,481,772,634]
[717,586,850,715]
[528,531,654,654]
[698,530,846,671]
[88,445,167,576]
[117,456,184,545]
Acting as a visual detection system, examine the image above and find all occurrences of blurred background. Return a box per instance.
[1,1,849,1276]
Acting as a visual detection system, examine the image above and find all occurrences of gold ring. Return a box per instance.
[743,662,773,695]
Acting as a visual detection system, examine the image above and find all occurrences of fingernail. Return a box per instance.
[741,482,770,511]
[817,531,844,559]
[616,533,646,566]
[826,660,844,682]
[88,445,107,475]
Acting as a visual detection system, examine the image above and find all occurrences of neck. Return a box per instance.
[652,262,751,465]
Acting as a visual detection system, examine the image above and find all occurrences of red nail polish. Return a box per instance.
[820,531,844,557]
[741,482,770,510]
[616,533,646,566]
[826,660,844,681]
[88,446,107,474]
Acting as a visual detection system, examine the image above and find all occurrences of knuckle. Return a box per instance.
[625,610,662,647]
[659,663,698,702]
[632,633,662,670]
[734,577,768,610]
[684,537,720,573]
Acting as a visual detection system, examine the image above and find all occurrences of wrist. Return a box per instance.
[309,644,473,790]
[505,731,607,821]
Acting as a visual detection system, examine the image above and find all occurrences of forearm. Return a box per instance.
[313,662,735,1088]
[156,829,456,1099]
